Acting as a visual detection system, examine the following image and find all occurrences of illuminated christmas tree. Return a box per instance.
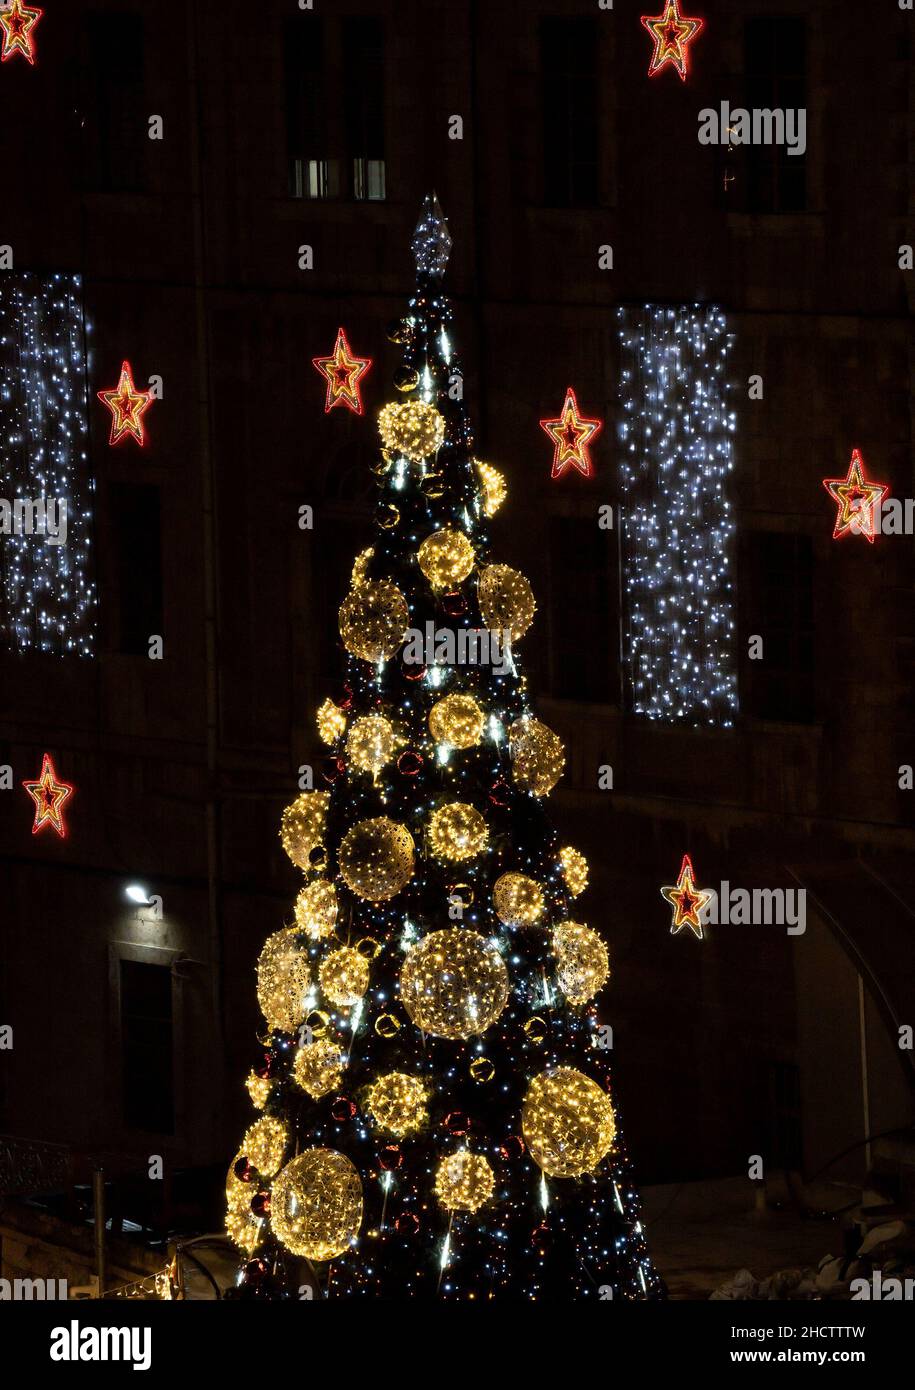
[226,197,662,1302]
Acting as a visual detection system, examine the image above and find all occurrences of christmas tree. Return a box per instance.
[226,197,663,1302]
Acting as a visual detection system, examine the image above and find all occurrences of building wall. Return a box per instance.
[0,0,912,1197]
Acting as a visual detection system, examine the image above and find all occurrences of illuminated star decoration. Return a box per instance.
[0,0,42,64]
[23,752,74,838]
[822,448,888,544]
[540,387,603,480]
[660,854,711,940]
[641,0,704,81]
[97,360,154,446]
[312,327,372,416]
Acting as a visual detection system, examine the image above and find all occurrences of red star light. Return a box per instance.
[98,361,154,447]
[660,853,711,940]
[641,0,704,81]
[540,387,602,480]
[23,752,74,839]
[312,327,372,415]
[0,0,42,64]
[822,448,888,544]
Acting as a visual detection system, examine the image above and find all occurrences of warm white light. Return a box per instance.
[125,884,152,904]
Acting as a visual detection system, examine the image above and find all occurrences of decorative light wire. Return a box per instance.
[617,304,737,727]
[0,272,96,655]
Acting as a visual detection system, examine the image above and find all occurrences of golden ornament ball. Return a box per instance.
[474,460,507,517]
[552,922,609,1005]
[417,527,475,591]
[469,1056,495,1084]
[428,802,489,861]
[304,1008,330,1038]
[400,928,509,1040]
[428,692,485,749]
[294,1037,346,1099]
[509,715,565,796]
[338,816,415,901]
[522,1068,616,1178]
[346,714,399,776]
[316,697,347,745]
[559,845,589,897]
[339,580,409,663]
[226,1164,262,1254]
[524,1015,548,1045]
[378,400,445,462]
[240,1115,288,1178]
[319,945,370,1008]
[434,1150,495,1213]
[493,871,545,927]
[280,790,330,869]
[294,878,337,940]
[256,928,312,1034]
[478,564,536,642]
[245,1071,271,1110]
[351,546,374,587]
[270,1149,363,1261]
[374,1012,401,1038]
[365,1072,428,1136]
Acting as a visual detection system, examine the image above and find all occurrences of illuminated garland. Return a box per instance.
[641,0,704,81]
[0,273,96,655]
[617,304,737,727]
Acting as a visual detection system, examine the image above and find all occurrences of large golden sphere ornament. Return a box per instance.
[338,816,415,901]
[270,1149,363,1261]
[378,400,445,462]
[365,1072,428,1136]
[319,945,370,1008]
[280,790,330,869]
[240,1116,288,1178]
[474,460,507,517]
[346,714,398,776]
[559,845,589,897]
[294,879,337,940]
[316,698,347,745]
[434,1150,495,1213]
[400,928,509,1040]
[294,1038,346,1099]
[522,1068,616,1178]
[552,922,609,1005]
[428,692,485,749]
[256,929,312,1033]
[339,580,409,663]
[493,871,545,927]
[509,715,565,796]
[478,564,536,642]
[417,528,475,591]
[226,1164,262,1253]
[428,802,488,861]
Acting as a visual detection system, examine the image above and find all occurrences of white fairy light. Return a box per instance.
[0,273,96,655]
[617,304,737,727]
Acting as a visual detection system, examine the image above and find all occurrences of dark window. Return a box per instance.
[343,17,386,201]
[108,482,163,655]
[743,17,807,213]
[121,960,174,1134]
[285,15,385,200]
[742,531,815,723]
[540,17,599,207]
[84,13,146,193]
[548,516,614,701]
